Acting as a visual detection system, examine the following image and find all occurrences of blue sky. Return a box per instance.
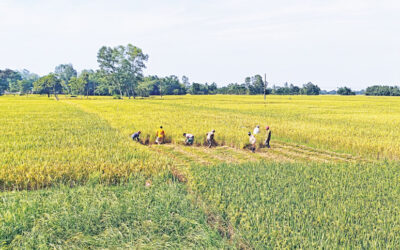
[0,0,399,89]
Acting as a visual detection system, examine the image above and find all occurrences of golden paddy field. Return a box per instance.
[2,94,400,248]
[1,94,399,189]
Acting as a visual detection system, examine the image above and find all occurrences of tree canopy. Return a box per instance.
[337,87,355,95]
[0,69,21,95]
[33,73,62,98]
[365,85,400,96]
[97,44,148,98]
[3,44,398,98]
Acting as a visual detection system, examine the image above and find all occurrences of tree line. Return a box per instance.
[0,44,398,97]
[365,85,400,96]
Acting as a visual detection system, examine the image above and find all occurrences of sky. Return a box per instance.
[0,0,399,90]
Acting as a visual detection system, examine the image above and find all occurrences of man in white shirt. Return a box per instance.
[253,125,260,135]
[248,132,256,153]
[206,129,216,148]
[183,133,194,145]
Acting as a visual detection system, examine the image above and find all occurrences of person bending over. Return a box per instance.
[248,132,256,153]
[206,129,216,148]
[155,126,165,145]
[183,133,194,145]
[131,131,141,142]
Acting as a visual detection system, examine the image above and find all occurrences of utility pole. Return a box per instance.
[264,73,268,100]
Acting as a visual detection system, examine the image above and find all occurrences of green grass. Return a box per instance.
[191,161,400,248]
[0,174,228,249]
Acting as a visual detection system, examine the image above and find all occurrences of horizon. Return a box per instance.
[1,0,399,89]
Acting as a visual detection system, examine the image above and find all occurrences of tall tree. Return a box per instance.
[97,44,148,99]
[97,46,121,96]
[337,86,355,95]
[0,69,21,95]
[17,80,34,94]
[55,64,77,94]
[19,69,39,82]
[33,73,62,99]
[123,44,148,98]
[249,75,264,94]
[301,82,321,95]
[91,70,110,95]
[182,75,190,88]
[14,69,39,95]
[81,71,90,98]
[69,77,85,96]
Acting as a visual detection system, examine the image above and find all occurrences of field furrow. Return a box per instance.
[273,144,339,163]
[273,141,369,163]
[163,144,218,165]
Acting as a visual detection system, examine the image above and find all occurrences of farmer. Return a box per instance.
[131,131,141,142]
[206,129,216,148]
[264,126,271,148]
[253,125,260,135]
[248,132,256,153]
[155,126,165,145]
[183,133,195,145]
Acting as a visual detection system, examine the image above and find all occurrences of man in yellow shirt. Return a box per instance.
[155,126,165,145]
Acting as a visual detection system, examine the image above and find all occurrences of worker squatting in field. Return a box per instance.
[131,131,141,141]
[183,133,194,145]
[156,126,165,144]
[206,129,216,148]
[247,126,272,152]
[130,125,271,152]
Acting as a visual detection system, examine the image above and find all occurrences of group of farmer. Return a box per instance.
[248,125,271,153]
[131,125,271,153]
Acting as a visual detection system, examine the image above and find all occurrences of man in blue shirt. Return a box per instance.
[131,131,141,142]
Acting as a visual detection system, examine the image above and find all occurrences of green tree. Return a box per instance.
[97,44,148,99]
[69,77,84,96]
[0,69,21,95]
[208,82,218,94]
[9,80,20,93]
[337,86,355,95]
[188,82,210,95]
[249,75,264,94]
[138,76,161,96]
[80,71,90,98]
[17,69,38,94]
[19,69,39,82]
[136,84,150,97]
[69,72,91,98]
[289,84,300,95]
[88,70,109,96]
[18,79,34,94]
[33,73,62,99]
[55,64,77,94]
[161,75,186,95]
[97,46,120,95]
[301,82,320,95]
[182,76,190,88]
[365,85,400,96]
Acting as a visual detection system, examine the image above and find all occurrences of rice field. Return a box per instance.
[68,94,400,160]
[1,94,399,248]
[191,161,400,248]
[1,174,229,248]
